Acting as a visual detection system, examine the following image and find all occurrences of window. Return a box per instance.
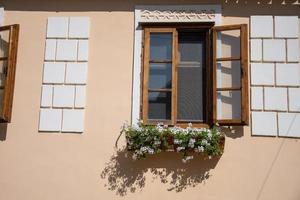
[0,24,19,123]
[141,23,248,127]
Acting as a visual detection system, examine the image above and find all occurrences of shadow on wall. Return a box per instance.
[101,147,221,196]
[1,0,299,15]
[0,123,7,141]
[221,126,244,139]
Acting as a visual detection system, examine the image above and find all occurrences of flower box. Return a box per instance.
[122,121,225,163]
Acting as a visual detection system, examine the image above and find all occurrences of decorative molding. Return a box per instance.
[140,9,216,22]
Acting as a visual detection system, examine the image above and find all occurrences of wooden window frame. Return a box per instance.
[0,24,19,123]
[212,24,249,126]
[141,23,249,127]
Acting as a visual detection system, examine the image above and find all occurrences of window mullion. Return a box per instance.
[240,24,249,125]
[171,29,178,125]
[142,28,150,124]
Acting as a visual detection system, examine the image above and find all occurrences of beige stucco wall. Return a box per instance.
[0,1,300,200]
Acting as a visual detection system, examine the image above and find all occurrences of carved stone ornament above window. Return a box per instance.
[140,9,216,22]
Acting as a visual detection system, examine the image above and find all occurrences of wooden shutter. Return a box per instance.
[212,24,249,126]
[0,24,19,122]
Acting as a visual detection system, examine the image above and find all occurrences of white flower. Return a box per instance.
[140,146,150,153]
[197,146,204,152]
[174,139,182,144]
[164,124,168,128]
[182,158,187,163]
[207,132,212,139]
[148,148,154,154]
[208,156,212,159]
[154,140,161,145]
[132,124,143,132]
[189,138,196,144]
[188,138,196,148]
[188,122,193,127]
[176,146,185,152]
[201,139,208,146]
[157,127,164,133]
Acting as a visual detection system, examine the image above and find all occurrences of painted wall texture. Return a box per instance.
[0,1,300,200]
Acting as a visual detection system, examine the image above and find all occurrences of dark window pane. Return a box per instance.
[150,33,172,61]
[149,63,172,89]
[177,31,206,121]
[148,92,171,120]
[178,32,205,62]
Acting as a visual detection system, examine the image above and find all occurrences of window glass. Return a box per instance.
[0,29,9,58]
[218,29,241,58]
[149,63,172,89]
[177,31,206,121]
[217,60,241,88]
[150,33,172,61]
[148,92,171,120]
[217,90,241,120]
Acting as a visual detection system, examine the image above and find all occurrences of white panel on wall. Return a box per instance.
[69,17,90,38]
[39,17,90,133]
[75,86,86,108]
[250,39,262,61]
[287,39,299,62]
[278,113,300,137]
[56,40,78,61]
[65,63,88,84]
[47,17,69,38]
[251,63,274,85]
[78,40,89,61]
[250,15,300,138]
[252,112,277,136]
[276,64,300,86]
[251,87,263,110]
[288,88,300,112]
[44,39,57,61]
[43,62,66,84]
[264,87,287,111]
[250,16,273,38]
[263,39,286,62]
[53,85,75,108]
[41,85,53,107]
[274,16,299,38]
[62,109,85,132]
[39,109,62,132]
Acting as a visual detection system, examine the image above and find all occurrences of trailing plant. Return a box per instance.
[121,121,225,163]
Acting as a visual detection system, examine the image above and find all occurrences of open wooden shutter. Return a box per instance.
[0,24,19,122]
[212,24,249,126]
